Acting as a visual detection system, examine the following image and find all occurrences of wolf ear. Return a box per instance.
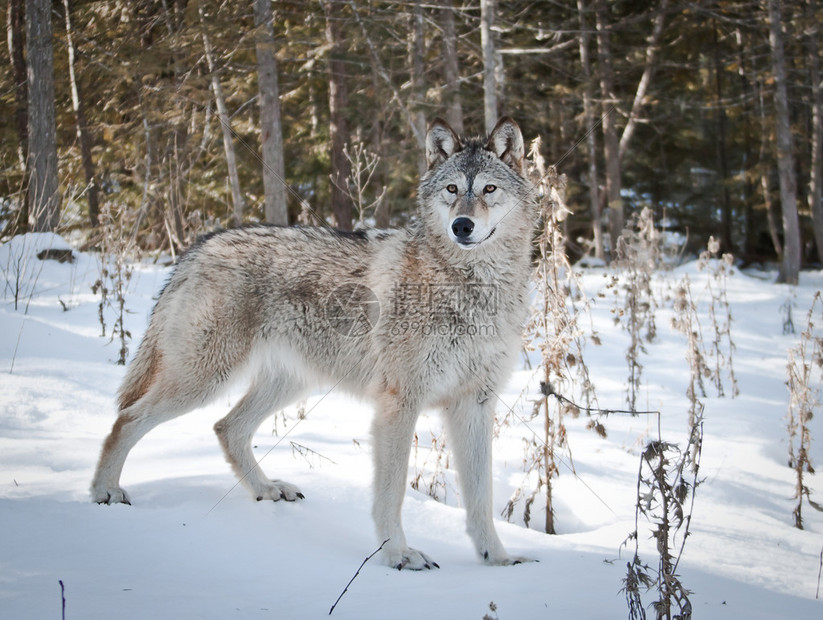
[487,117,525,176]
[426,118,461,170]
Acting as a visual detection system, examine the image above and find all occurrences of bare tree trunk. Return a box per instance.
[325,0,353,231]
[712,21,733,254]
[410,0,427,174]
[62,0,99,229]
[594,0,622,254]
[7,0,28,174]
[576,0,603,260]
[26,0,61,232]
[254,0,288,226]
[159,0,187,247]
[6,0,29,234]
[758,80,783,259]
[480,0,498,134]
[440,0,463,136]
[768,0,801,284]
[806,0,823,265]
[200,8,245,227]
[367,48,390,229]
[618,0,668,161]
[733,27,758,260]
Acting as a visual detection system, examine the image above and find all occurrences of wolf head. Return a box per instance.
[418,117,534,253]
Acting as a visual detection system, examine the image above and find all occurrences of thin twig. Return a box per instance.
[204,368,355,517]
[542,381,660,417]
[290,441,337,468]
[329,539,389,615]
[59,580,66,620]
[9,319,25,375]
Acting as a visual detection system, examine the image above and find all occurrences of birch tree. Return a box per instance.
[806,0,823,265]
[7,0,27,174]
[577,0,603,260]
[62,0,99,229]
[440,0,463,136]
[768,0,801,285]
[200,5,245,227]
[480,0,498,135]
[594,0,622,252]
[6,0,28,234]
[325,0,353,231]
[410,0,427,174]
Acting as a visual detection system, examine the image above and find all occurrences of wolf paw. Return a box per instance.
[384,547,440,571]
[255,480,304,502]
[482,551,535,566]
[91,486,131,505]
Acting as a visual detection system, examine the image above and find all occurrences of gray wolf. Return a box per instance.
[91,117,536,569]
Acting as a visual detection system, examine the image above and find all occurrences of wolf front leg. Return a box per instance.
[444,392,532,565]
[371,396,438,570]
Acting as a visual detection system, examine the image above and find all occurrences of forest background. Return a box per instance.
[2,0,822,284]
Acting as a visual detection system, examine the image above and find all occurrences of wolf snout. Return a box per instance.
[451,217,475,240]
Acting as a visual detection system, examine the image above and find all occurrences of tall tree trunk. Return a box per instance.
[712,21,733,254]
[367,45,390,229]
[410,0,427,174]
[617,0,668,161]
[440,0,463,136]
[768,0,801,284]
[159,0,187,248]
[480,0,498,134]
[734,27,758,261]
[62,0,99,229]
[200,9,245,227]
[806,0,823,265]
[758,79,783,259]
[576,0,603,260]
[8,0,28,173]
[26,0,61,232]
[254,0,289,226]
[325,0,353,231]
[594,0,622,254]
[7,0,28,234]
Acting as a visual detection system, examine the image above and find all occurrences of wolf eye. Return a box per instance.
[446,184,458,194]
[483,184,497,194]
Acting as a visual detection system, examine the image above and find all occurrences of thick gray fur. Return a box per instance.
[91,117,537,569]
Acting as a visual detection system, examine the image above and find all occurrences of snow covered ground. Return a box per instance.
[1,232,821,619]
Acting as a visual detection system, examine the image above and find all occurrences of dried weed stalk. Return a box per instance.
[671,276,708,471]
[610,207,660,410]
[92,203,134,365]
[340,133,387,227]
[501,138,599,534]
[697,236,738,397]
[622,422,702,620]
[787,291,823,529]
[410,430,450,503]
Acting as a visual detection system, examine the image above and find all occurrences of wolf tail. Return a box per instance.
[116,319,162,412]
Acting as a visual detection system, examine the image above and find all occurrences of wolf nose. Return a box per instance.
[451,217,475,240]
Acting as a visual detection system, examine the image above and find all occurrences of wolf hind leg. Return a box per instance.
[91,385,212,505]
[214,372,308,502]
